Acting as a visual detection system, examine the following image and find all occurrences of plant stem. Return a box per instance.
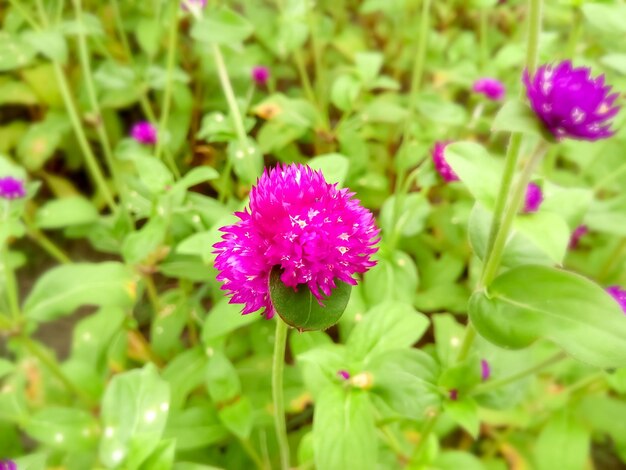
[471,351,568,396]
[21,336,94,406]
[211,44,248,145]
[456,324,477,363]
[408,412,438,467]
[240,437,267,470]
[26,227,71,264]
[2,248,21,321]
[272,318,290,470]
[481,144,546,286]
[7,0,40,29]
[155,4,181,179]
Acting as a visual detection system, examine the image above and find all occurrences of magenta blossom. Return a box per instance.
[607,286,626,314]
[0,177,26,200]
[213,164,379,318]
[523,61,620,141]
[0,460,16,470]
[568,225,588,249]
[449,389,458,401]
[251,66,270,86]
[337,370,350,380]
[481,359,491,381]
[472,77,506,101]
[432,141,459,183]
[131,121,157,145]
[523,182,543,213]
[181,0,207,10]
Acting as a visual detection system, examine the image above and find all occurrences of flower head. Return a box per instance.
[337,370,350,380]
[213,164,379,318]
[472,77,506,101]
[251,66,270,86]
[523,182,543,213]
[481,359,491,381]
[0,460,16,470]
[568,224,588,249]
[432,141,459,183]
[449,389,458,401]
[523,61,620,141]
[131,121,157,145]
[607,286,626,314]
[0,176,26,200]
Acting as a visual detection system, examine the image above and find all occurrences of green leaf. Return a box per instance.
[355,52,383,84]
[270,266,352,331]
[0,33,36,71]
[24,407,98,451]
[136,19,161,59]
[444,142,501,208]
[314,387,377,470]
[17,112,70,171]
[227,138,264,186]
[308,153,349,186]
[131,156,173,194]
[206,350,241,403]
[174,166,220,191]
[363,248,418,305]
[191,8,254,45]
[432,451,486,470]
[99,364,170,469]
[22,29,68,64]
[218,397,254,439]
[416,93,467,125]
[296,344,346,399]
[201,298,260,343]
[71,307,126,369]
[162,348,207,409]
[24,262,135,322]
[331,74,362,112]
[35,196,99,229]
[121,217,167,265]
[534,410,589,470]
[444,398,480,438]
[139,439,175,470]
[380,193,430,238]
[469,265,626,368]
[492,100,550,139]
[582,3,626,35]
[164,404,228,451]
[347,301,429,363]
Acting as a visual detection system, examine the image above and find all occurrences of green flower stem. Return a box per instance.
[390,0,431,250]
[111,0,134,60]
[471,351,568,396]
[240,437,267,470]
[73,0,128,214]
[21,336,94,407]
[7,0,39,29]
[272,318,290,470]
[456,325,477,364]
[211,44,248,145]
[26,226,71,264]
[481,144,546,287]
[408,412,438,467]
[155,5,182,179]
[2,247,21,321]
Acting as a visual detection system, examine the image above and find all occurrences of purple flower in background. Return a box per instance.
[131,121,157,145]
[337,370,350,380]
[523,182,543,213]
[251,66,270,86]
[213,164,379,318]
[0,460,17,470]
[481,359,491,381]
[449,389,458,401]
[607,286,626,314]
[181,0,207,11]
[568,224,588,249]
[0,177,26,200]
[523,60,620,141]
[472,77,506,101]
[432,141,459,183]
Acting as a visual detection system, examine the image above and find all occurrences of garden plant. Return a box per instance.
[1,0,626,469]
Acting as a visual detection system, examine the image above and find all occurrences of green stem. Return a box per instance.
[7,0,40,29]
[471,351,568,396]
[272,319,290,470]
[155,5,181,179]
[240,438,267,470]
[481,144,546,286]
[2,247,21,321]
[479,8,489,70]
[111,0,134,61]
[26,226,71,264]
[408,412,438,467]
[21,336,93,406]
[211,44,248,144]
[73,0,127,211]
[593,161,626,194]
[456,324,477,363]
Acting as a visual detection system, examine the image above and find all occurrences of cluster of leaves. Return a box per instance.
[1,0,626,469]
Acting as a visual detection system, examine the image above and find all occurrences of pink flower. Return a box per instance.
[524,61,620,141]
[472,78,506,101]
[337,370,350,380]
[213,164,379,318]
[432,141,459,183]
[449,389,458,401]
[523,182,543,213]
[251,66,270,86]
[481,359,491,381]
[568,225,588,249]
[607,286,626,314]
[181,0,207,11]
[0,176,26,200]
[0,460,16,470]
[131,121,157,145]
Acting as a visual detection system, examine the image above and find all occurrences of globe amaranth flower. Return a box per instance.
[481,359,491,381]
[251,66,270,86]
[213,164,379,318]
[607,286,626,314]
[472,77,506,101]
[0,176,26,200]
[568,224,588,249]
[0,460,16,470]
[523,60,620,141]
[131,121,157,145]
[337,370,350,381]
[523,182,543,213]
[432,141,459,183]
